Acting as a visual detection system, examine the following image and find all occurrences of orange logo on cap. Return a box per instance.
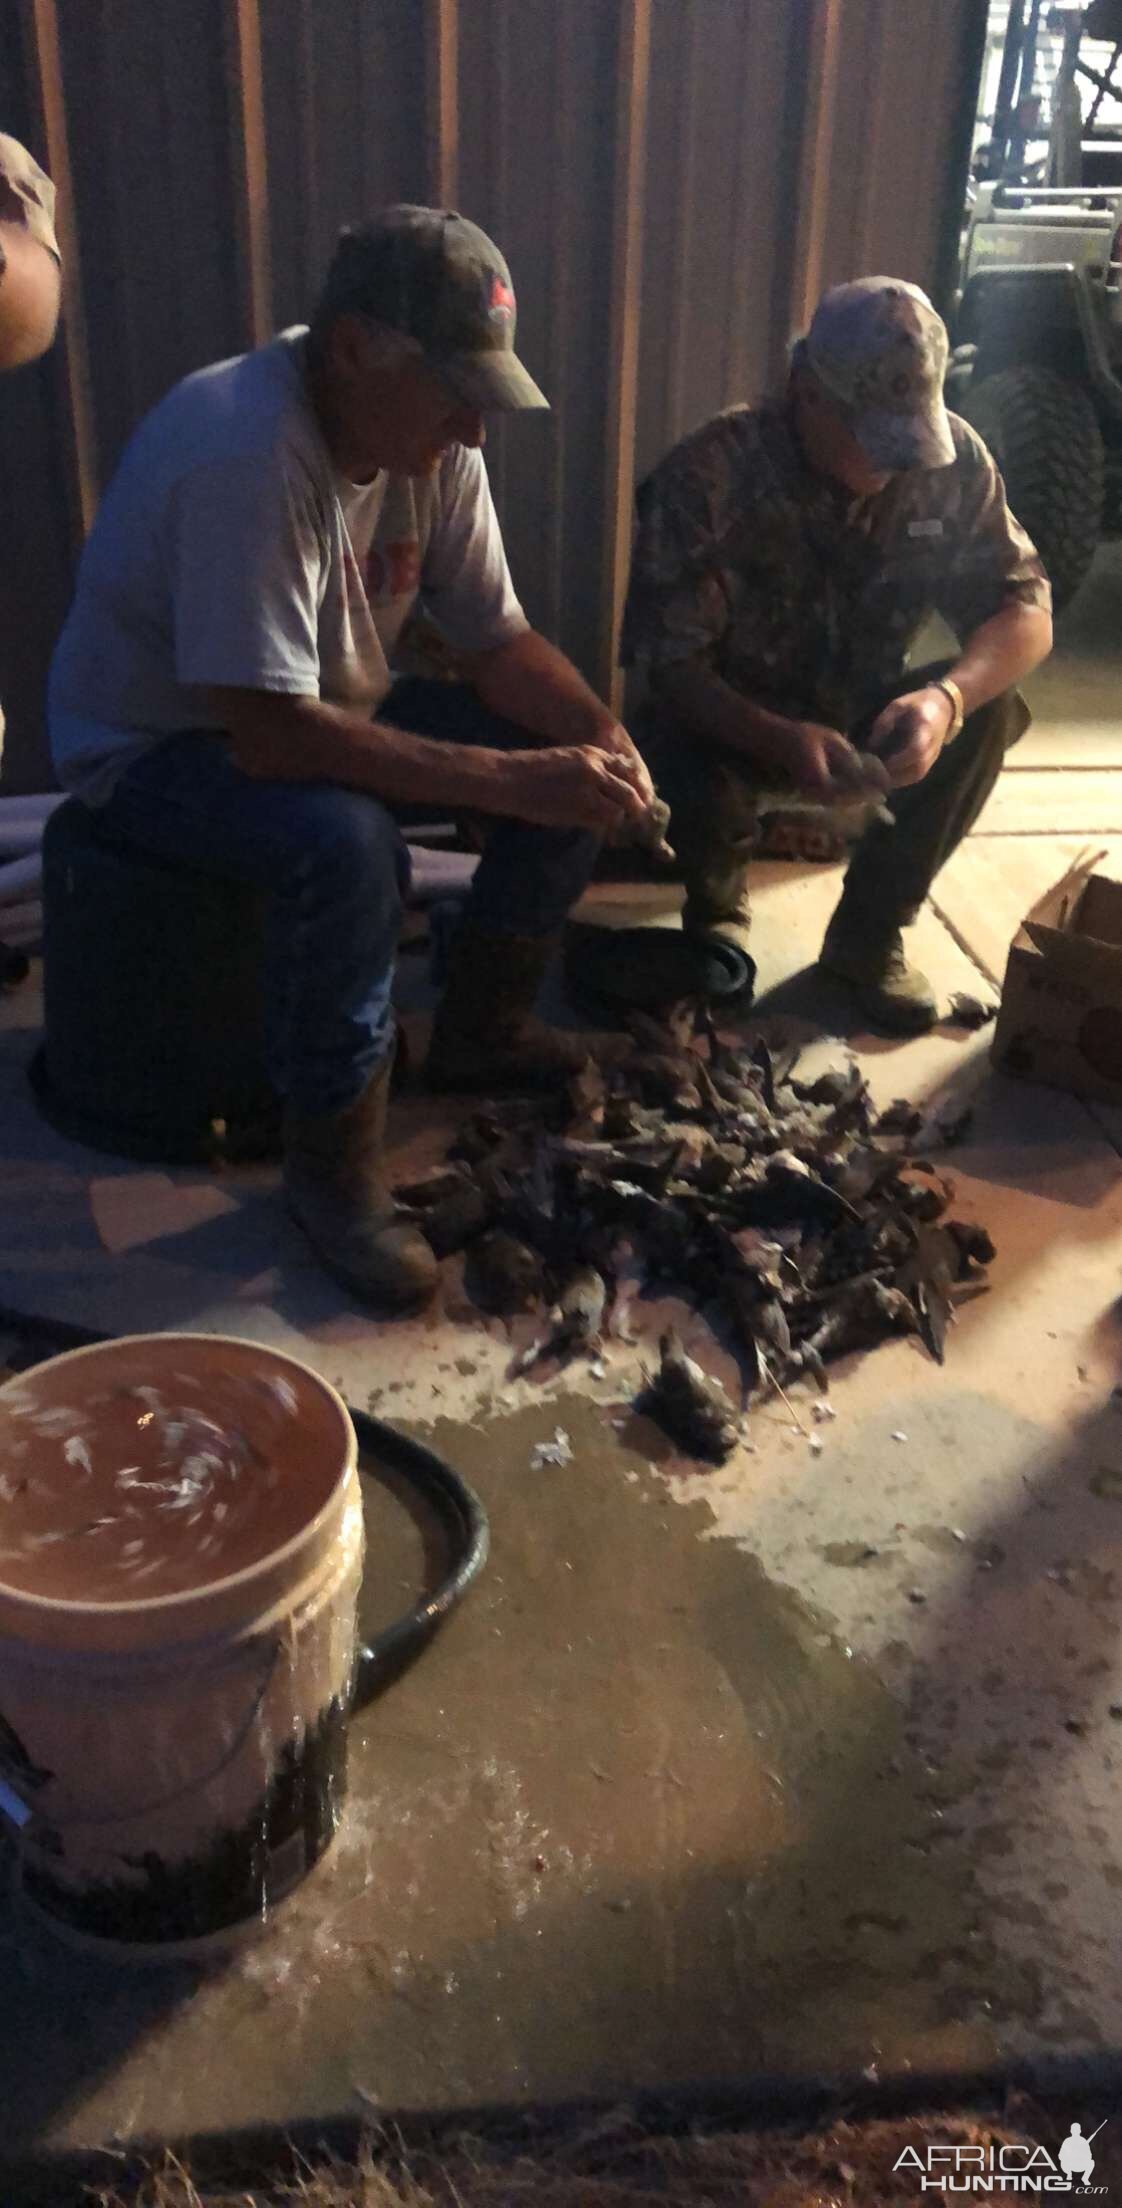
[489,274,515,321]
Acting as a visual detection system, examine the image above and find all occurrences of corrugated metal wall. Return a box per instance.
[0,0,981,793]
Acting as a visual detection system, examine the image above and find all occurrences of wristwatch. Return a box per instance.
[930,676,965,744]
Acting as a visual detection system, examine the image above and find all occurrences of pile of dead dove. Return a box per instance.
[395,1006,994,1464]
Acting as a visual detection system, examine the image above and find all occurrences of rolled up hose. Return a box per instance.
[349,1404,490,1706]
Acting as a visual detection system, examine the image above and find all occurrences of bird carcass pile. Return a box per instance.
[395,1007,994,1464]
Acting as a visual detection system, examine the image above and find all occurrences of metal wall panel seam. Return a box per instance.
[225,0,273,347]
[598,0,651,711]
[787,0,844,333]
[544,0,573,645]
[855,0,895,280]
[666,0,703,444]
[488,0,513,524]
[724,0,766,408]
[297,0,321,303]
[425,0,459,206]
[910,0,961,291]
[21,0,98,534]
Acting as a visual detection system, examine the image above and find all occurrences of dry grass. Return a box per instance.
[88,2100,1122,2208]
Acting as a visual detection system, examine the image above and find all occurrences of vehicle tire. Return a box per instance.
[1102,440,1122,536]
[959,366,1103,612]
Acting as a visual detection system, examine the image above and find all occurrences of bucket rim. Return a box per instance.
[0,1330,358,1622]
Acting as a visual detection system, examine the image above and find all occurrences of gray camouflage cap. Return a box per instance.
[803,276,955,471]
[316,204,548,413]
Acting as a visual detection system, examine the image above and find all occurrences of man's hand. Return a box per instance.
[500,745,652,835]
[787,722,889,804]
[591,719,657,811]
[866,686,954,789]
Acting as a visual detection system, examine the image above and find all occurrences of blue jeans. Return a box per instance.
[94,680,599,1113]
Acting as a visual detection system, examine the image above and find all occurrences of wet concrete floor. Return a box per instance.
[0,1394,1019,2154]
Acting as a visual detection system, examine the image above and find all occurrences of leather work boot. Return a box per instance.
[284,1056,438,1308]
[819,917,938,1035]
[426,925,618,1092]
[682,872,753,962]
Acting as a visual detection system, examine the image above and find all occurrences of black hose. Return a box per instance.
[0,1306,491,1713]
[348,1405,490,1706]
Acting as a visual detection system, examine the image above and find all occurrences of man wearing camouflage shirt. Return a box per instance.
[622,278,1054,1032]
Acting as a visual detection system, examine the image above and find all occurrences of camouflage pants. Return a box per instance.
[641,662,1030,934]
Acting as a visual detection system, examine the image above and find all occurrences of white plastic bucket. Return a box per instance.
[0,1332,363,1955]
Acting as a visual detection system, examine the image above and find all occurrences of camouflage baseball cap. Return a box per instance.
[804,277,954,471]
[315,204,548,413]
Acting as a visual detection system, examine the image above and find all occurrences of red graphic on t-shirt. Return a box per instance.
[341,543,366,611]
[365,539,421,599]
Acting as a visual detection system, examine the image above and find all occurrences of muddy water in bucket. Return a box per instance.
[0,1333,363,1956]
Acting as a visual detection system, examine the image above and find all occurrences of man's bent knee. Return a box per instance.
[301,788,408,887]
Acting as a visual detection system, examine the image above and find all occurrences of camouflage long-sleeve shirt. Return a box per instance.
[621,397,1051,733]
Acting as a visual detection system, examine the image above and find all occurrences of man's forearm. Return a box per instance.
[0,224,60,370]
[654,658,807,771]
[949,601,1053,716]
[468,627,615,744]
[208,689,522,813]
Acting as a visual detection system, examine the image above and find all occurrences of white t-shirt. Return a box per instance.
[49,327,528,801]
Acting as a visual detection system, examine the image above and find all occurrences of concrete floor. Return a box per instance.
[3,565,1122,2161]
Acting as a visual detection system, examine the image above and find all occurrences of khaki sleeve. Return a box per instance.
[620,429,738,672]
[0,133,59,268]
[935,416,1052,637]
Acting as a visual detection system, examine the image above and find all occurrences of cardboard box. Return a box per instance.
[992,849,1122,1106]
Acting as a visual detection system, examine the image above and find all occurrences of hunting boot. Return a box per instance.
[818,901,938,1035]
[681,861,753,961]
[284,1056,438,1308]
[676,806,758,961]
[426,923,619,1092]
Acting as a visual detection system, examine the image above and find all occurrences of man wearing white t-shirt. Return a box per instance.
[49,205,650,1309]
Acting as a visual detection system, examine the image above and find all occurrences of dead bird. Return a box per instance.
[887,1164,953,1224]
[797,1277,918,1367]
[791,1061,872,1138]
[750,1036,778,1112]
[466,1230,547,1315]
[419,1180,494,1258]
[750,748,893,833]
[514,1265,608,1371]
[594,1181,697,1280]
[638,1330,741,1463]
[601,1093,659,1143]
[620,1053,705,1114]
[876,1098,924,1139]
[944,1220,996,1276]
[566,1059,608,1138]
[627,1003,699,1055]
[449,1101,528,1166]
[896,1225,957,1366]
[393,1166,475,1210]
[915,1100,975,1151]
[946,991,998,1030]
[628,793,675,862]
